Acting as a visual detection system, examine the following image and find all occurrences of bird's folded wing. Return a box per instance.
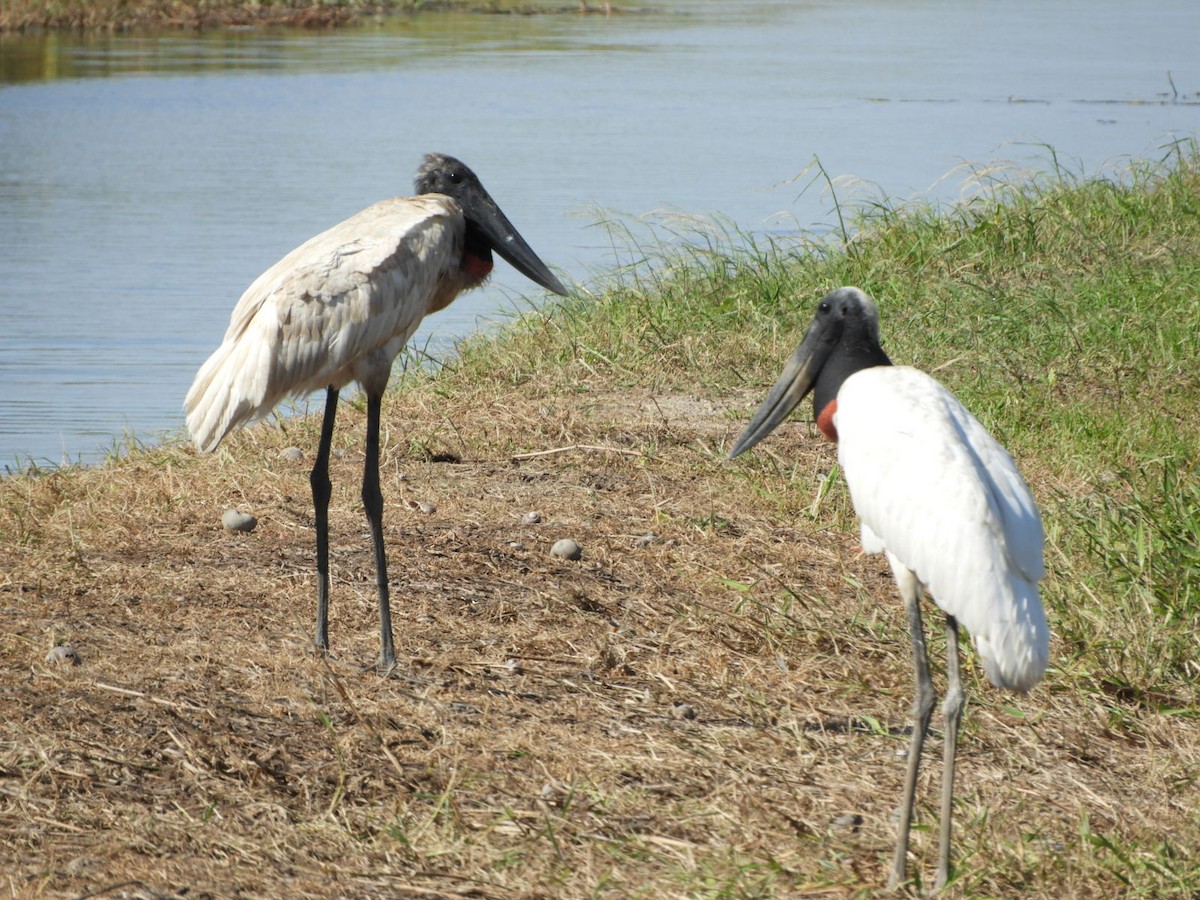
[185,196,460,451]
[836,366,1048,691]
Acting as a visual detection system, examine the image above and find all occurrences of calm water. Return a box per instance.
[1,0,1197,470]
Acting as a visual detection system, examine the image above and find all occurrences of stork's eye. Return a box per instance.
[447,170,464,184]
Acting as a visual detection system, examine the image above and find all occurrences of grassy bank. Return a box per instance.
[2,143,1198,897]
[0,0,566,33]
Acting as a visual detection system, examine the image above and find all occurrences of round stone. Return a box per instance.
[221,509,258,533]
[550,538,582,561]
[830,813,864,831]
[45,645,82,666]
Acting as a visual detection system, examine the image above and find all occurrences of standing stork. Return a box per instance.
[185,153,567,671]
[728,287,1048,890]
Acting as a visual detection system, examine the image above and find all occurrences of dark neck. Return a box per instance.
[812,335,892,419]
[463,221,493,261]
[461,221,495,285]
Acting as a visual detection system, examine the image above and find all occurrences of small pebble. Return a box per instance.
[46,645,81,667]
[830,813,864,831]
[670,701,697,720]
[221,509,258,533]
[416,501,437,515]
[521,511,542,525]
[1034,837,1066,853]
[633,532,658,548]
[280,446,305,462]
[550,538,583,561]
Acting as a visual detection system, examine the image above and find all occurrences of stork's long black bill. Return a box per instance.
[727,323,833,459]
[469,191,568,297]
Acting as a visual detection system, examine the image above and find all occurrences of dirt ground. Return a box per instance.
[2,382,1196,897]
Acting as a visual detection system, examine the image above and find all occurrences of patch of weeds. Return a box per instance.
[1055,456,1200,694]
[1080,811,1200,894]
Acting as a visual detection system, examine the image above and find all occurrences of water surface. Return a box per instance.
[1,0,1197,469]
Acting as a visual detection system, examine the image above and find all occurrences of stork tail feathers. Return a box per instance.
[184,331,274,453]
[972,575,1049,694]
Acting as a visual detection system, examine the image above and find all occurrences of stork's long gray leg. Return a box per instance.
[936,615,964,891]
[311,386,339,653]
[362,389,396,672]
[888,561,937,892]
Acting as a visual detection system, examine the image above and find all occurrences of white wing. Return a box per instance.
[185,195,464,452]
[836,366,1048,692]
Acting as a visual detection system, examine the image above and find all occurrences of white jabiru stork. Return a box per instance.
[185,153,568,671]
[728,287,1048,891]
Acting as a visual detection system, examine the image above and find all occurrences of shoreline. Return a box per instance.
[1,1,572,35]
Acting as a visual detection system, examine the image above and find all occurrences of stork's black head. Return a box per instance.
[414,153,482,198]
[807,287,891,418]
[414,153,567,297]
[728,287,892,457]
[810,286,882,345]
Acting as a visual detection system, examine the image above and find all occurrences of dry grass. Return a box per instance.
[4,151,1200,896]
[3,373,1197,897]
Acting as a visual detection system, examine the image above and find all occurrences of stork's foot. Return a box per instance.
[935,867,951,892]
[376,661,436,688]
[886,864,952,895]
[380,653,398,678]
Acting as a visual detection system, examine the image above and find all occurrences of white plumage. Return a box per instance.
[728,286,1048,890]
[185,154,567,671]
[186,196,466,452]
[836,365,1048,692]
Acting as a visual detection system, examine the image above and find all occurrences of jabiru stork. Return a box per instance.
[185,153,567,671]
[728,287,1048,890]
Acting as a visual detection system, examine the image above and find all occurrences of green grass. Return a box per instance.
[442,136,1200,714]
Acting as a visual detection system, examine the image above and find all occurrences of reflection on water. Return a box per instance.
[0,8,595,83]
[1,0,1197,470]
[1,0,743,86]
